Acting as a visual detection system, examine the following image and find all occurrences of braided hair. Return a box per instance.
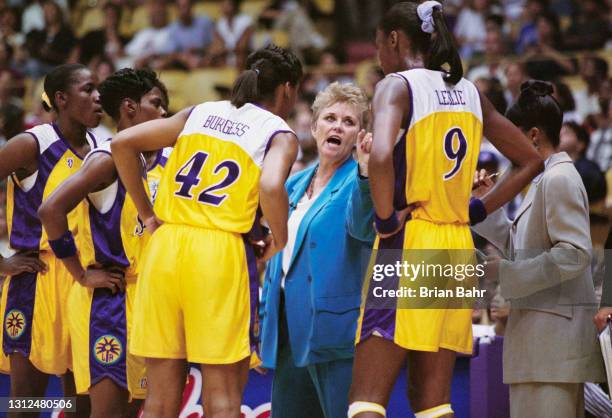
[506,80,562,147]
[230,44,303,108]
[99,68,169,121]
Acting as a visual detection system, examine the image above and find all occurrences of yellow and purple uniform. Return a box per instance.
[68,141,168,398]
[130,101,293,364]
[0,123,99,374]
[356,69,483,354]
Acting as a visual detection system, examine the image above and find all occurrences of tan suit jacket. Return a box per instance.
[473,152,605,384]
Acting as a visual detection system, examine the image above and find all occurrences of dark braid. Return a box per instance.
[231,44,303,108]
[99,68,169,120]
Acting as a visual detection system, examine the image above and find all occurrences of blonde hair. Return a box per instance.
[311,82,370,128]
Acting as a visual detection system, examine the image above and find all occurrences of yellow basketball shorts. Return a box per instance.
[130,224,258,364]
[69,273,146,399]
[0,251,72,374]
[356,219,474,354]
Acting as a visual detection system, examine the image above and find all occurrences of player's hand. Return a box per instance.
[356,129,372,178]
[472,169,494,198]
[144,214,163,234]
[593,307,612,332]
[81,269,126,294]
[260,234,282,262]
[0,252,47,276]
[376,205,417,239]
[254,366,268,375]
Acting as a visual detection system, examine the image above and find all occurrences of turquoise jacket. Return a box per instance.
[259,158,375,368]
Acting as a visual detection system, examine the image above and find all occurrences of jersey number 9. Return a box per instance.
[442,127,467,181]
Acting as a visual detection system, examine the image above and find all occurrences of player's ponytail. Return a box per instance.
[379,2,463,85]
[230,44,303,109]
[428,5,463,85]
[231,69,260,109]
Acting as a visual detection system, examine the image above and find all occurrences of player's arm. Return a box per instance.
[259,132,299,261]
[368,76,410,231]
[38,154,125,292]
[479,92,544,214]
[112,107,191,225]
[0,133,47,275]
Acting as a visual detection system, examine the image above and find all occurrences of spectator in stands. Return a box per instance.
[524,11,575,81]
[78,3,128,67]
[0,68,23,143]
[553,80,581,123]
[0,7,25,54]
[587,94,612,172]
[467,28,508,84]
[515,0,547,54]
[162,0,215,70]
[504,62,528,106]
[575,56,608,121]
[23,0,75,78]
[209,0,254,68]
[261,0,327,62]
[563,0,609,51]
[454,0,490,59]
[560,121,608,202]
[475,77,508,114]
[124,0,171,69]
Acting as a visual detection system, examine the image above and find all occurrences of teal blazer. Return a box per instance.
[259,158,375,368]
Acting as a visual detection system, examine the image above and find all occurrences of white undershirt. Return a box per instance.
[281,189,321,288]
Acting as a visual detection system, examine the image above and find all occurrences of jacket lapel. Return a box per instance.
[512,152,572,225]
[286,159,356,275]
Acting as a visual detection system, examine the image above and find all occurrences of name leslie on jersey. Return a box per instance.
[435,89,466,106]
[203,114,251,138]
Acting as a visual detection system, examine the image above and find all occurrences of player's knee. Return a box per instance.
[348,401,386,417]
[205,395,242,418]
[414,403,454,418]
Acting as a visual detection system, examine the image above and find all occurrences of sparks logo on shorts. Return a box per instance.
[140,377,147,389]
[4,309,26,339]
[66,157,74,168]
[93,335,123,365]
[134,215,145,236]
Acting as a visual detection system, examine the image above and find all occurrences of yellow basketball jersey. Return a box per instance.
[155,101,293,233]
[393,69,483,224]
[146,147,172,204]
[78,141,155,277]
[6,123,99,252]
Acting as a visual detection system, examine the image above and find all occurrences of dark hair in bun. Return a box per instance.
[506,80,562,147]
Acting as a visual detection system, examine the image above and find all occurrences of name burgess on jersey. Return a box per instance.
[203,114,250,138]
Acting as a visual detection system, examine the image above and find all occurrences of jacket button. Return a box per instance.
[310,242,317,249]
[512,224,517,232]
[307,276,312,282]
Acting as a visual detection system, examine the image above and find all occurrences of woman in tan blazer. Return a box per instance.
[472,80,605,418]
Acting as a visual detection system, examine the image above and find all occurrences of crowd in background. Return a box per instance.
[0,0,610,330]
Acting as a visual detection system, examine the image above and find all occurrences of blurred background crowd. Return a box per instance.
[0,0,610,335]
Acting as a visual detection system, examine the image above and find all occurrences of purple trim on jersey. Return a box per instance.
[87,131,98,148]
[264,130,295,157]
[242,235,260,354]
[390,74,413,211]
[52,123,87,159]
[10,139,67,250]
[358,225,405,343]
[147,150,163,172]
[88,184,130,268]
[89,288,128,390]
[3,271,37,357]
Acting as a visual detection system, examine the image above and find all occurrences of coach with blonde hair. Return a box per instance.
[259,82,374,418]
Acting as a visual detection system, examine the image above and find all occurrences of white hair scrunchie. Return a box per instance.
[417,0,443,34]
